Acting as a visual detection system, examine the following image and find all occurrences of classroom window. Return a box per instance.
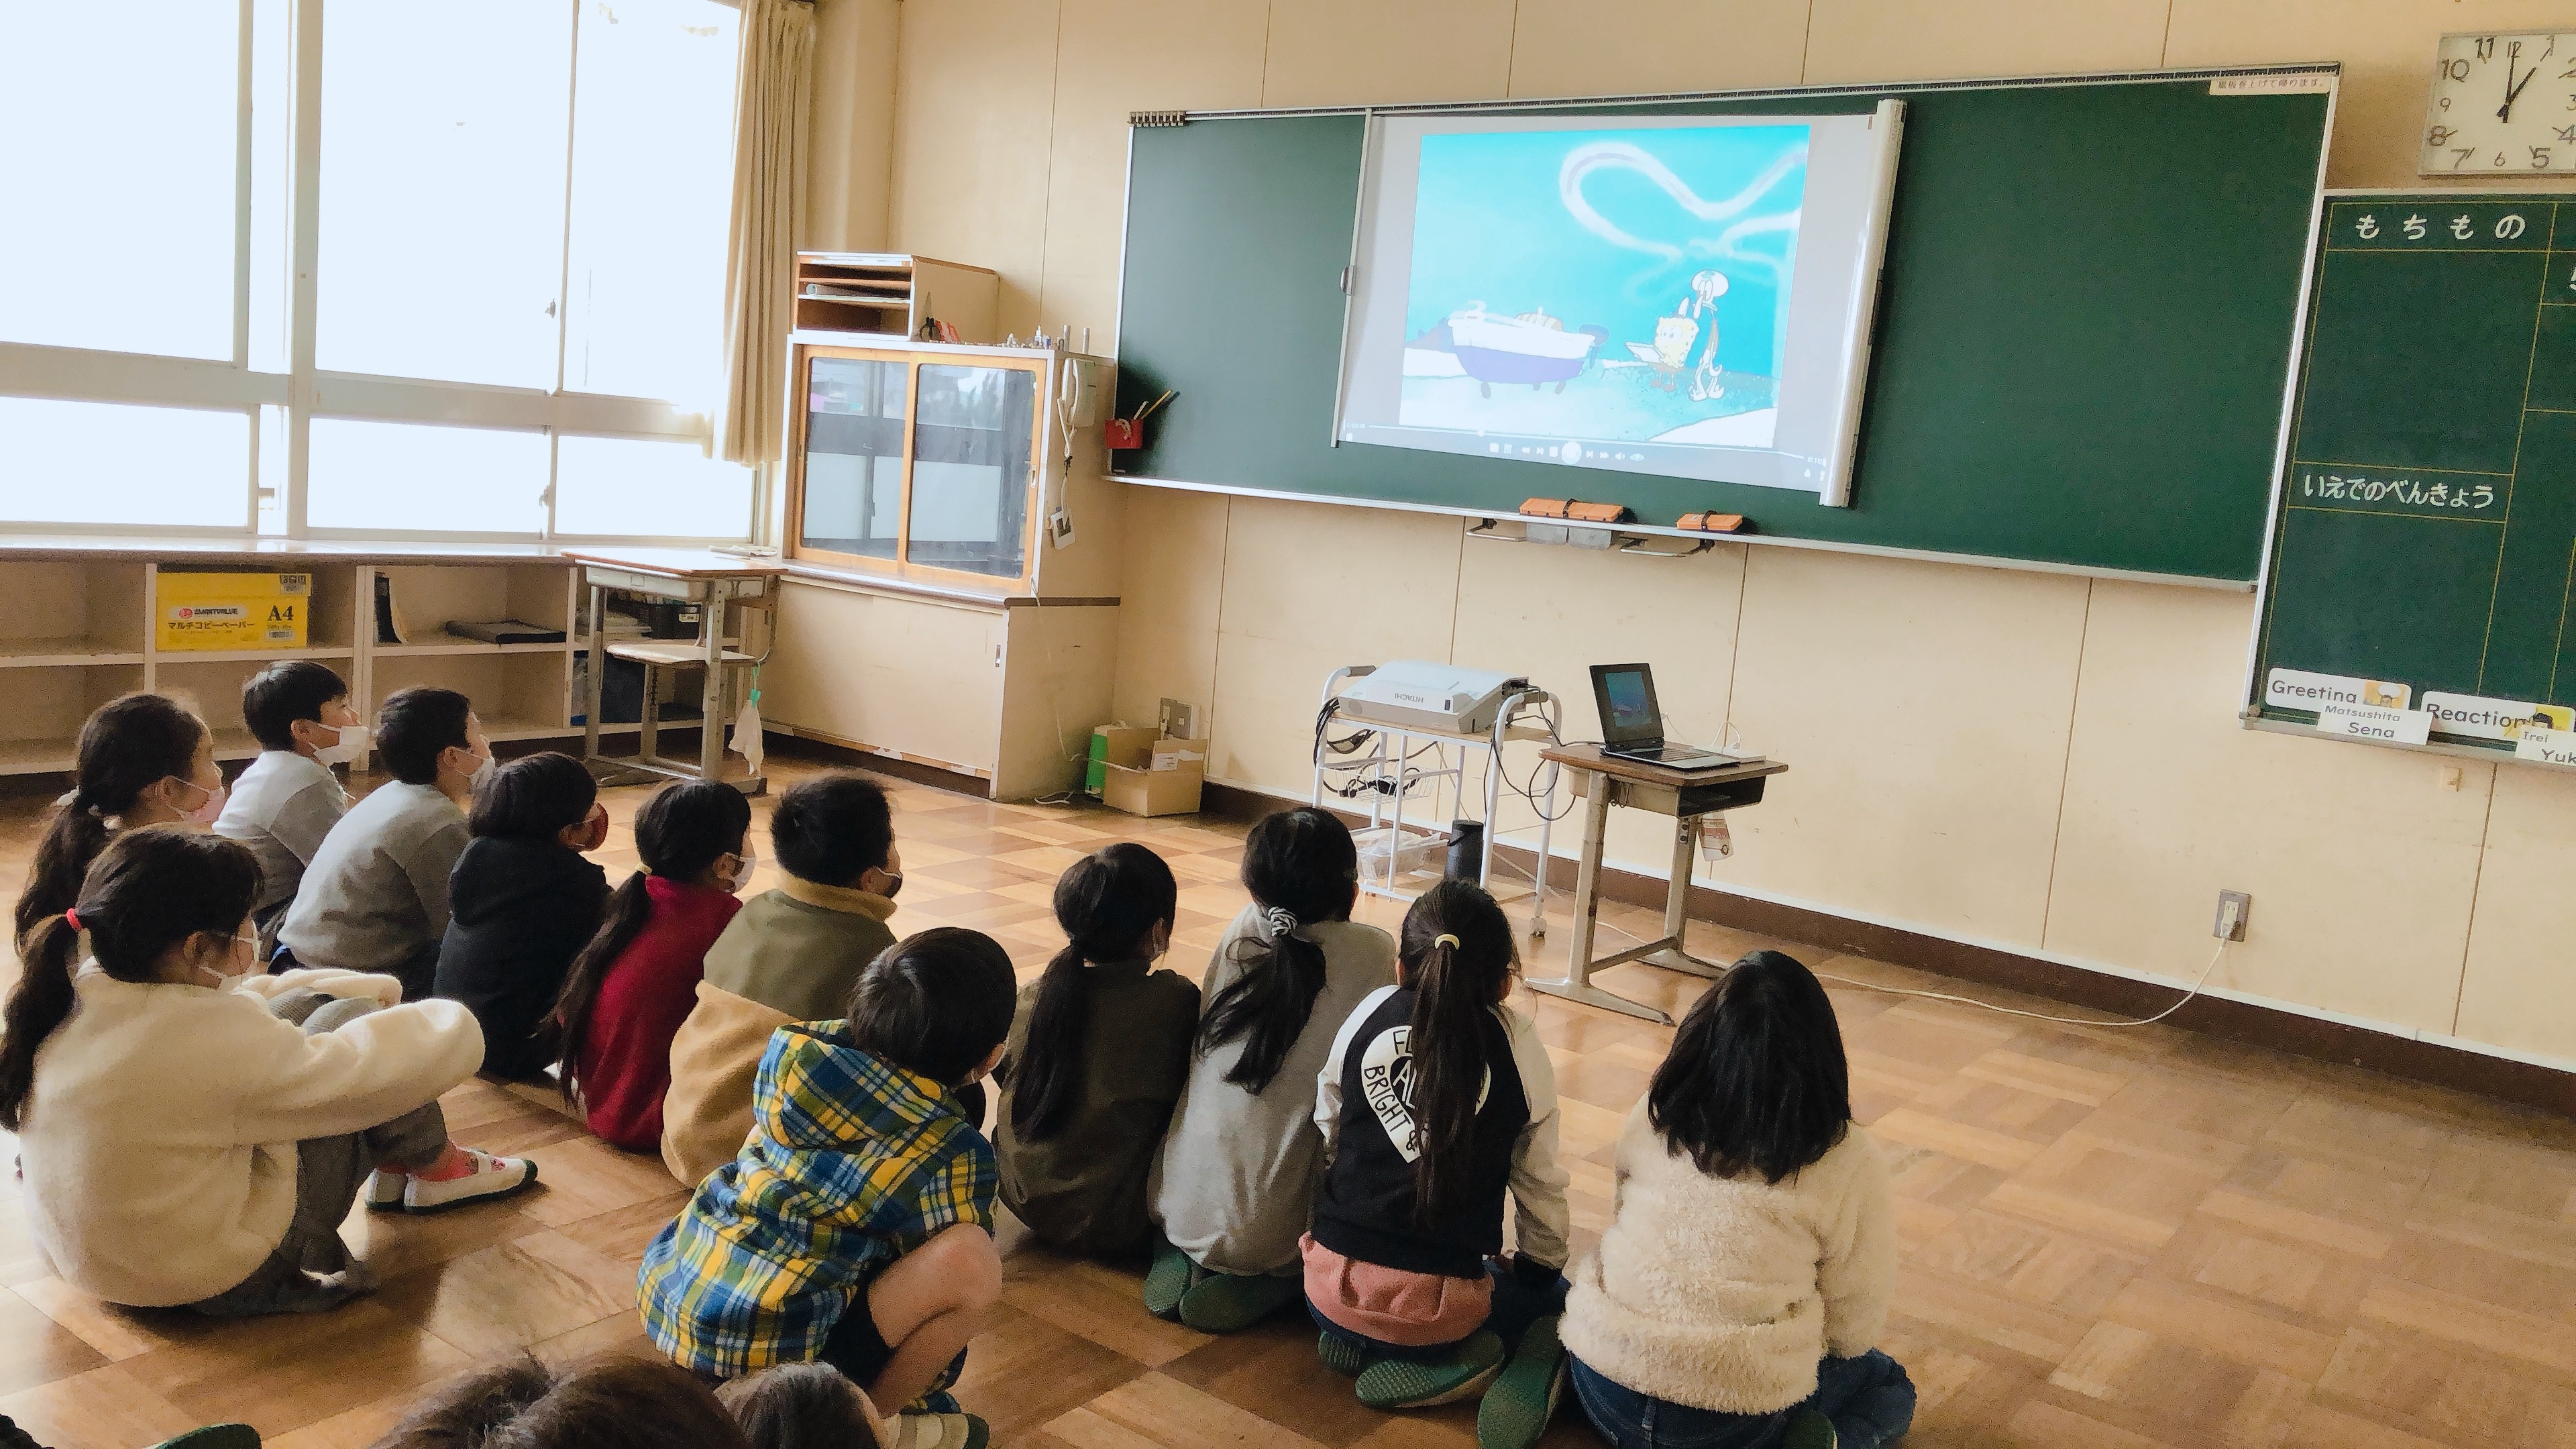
[555,435,755,540]
[0,0,750,544]
[0,1,239,360]
[0,399,252,530]
[307,419,548,536]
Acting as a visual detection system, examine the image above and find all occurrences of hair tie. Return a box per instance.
[1434,933,1460,949]
[1258,905,1305,943]
[62,908,82,932]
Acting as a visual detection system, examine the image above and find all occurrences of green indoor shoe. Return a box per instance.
[1142,1242,1200,1320]
[1782,1408,1837,1449]
[1177,1271,1300,1333]
[1476,1314,1568,1449]
[1355,1331,1505,1410]
[1318,1330,1373,1377]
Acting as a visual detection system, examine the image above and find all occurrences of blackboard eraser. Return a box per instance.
[1519,497,1633,523]
[1676,512,1752,534]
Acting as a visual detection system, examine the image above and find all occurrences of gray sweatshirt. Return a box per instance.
[276,780,467,994]
[1151,906,1398,1276]
[214,751,350,916]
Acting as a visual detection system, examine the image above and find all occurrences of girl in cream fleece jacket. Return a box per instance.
[1561,952,1913,1449]
[0,827,535,1314]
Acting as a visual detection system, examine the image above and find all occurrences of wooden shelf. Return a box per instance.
[0,638,146,668]
[155,644,358,664]
[372,639,566,657]
[0,738,77,775]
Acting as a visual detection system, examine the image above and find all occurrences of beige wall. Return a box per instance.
[835,1,2576,1067]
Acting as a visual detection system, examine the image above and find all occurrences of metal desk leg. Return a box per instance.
[1646,817,1727,979]
[698,582,728,781]
[1529,771,1670,1024]
[581,582,606,765]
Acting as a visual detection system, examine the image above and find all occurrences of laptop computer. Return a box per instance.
[1589,663,1748,768]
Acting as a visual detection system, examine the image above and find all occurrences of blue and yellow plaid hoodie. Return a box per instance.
[637,1020,995,1380]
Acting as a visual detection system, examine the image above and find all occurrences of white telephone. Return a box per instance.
[1058,357,1108,427]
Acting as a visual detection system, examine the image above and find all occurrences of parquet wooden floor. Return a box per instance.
[1,746,2573,1448]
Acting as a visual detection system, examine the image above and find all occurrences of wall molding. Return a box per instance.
[1198,781,2575,1118]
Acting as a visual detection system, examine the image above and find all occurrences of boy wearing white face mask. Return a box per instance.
[278,687,490,999]
[219,661,366,960]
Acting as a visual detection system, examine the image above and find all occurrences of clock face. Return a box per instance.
[2422,31,2576,174]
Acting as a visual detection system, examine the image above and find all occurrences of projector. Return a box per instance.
[1338,661,1529,736]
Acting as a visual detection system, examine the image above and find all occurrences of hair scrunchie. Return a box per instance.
[1433,933,1460,949]
[62,908,82,932]
[1256,904,1308,943]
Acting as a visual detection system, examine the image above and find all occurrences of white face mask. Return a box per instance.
[716,846,756,895]
[197,932,254,989]
[172,777,227,828]
[453,747,495,792]
[313,722,370,767]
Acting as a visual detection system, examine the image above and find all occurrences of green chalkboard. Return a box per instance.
[1112,74,2334,582]
[2251,195,2576,749]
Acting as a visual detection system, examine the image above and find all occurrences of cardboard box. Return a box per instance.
[1091,725,1208,816]
[157,571,311,651]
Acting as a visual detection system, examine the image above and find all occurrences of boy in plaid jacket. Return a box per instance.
[641,927,1018,1447]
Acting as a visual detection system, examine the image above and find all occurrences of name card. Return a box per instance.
[2316,702,2432,745]
[2515,726,2576,767]
[2420,691,2574,742]
[2267,667,2411,711]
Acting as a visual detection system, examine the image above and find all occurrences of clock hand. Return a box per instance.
[2505,59,2541,121]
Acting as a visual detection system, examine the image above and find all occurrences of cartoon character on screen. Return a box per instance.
[1629,304,1699,392]
[1686,269,1727,402]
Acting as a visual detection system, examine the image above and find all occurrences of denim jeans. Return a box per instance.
[1310,1259,1570,1363]
[1568,1350,1916,1449]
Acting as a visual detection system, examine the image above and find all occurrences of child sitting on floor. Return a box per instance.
[1305,880,1571,1449]
[276,687,490,998]
[431,751,611,1078]
[16,692,223,945]
[639,928,1017,1449]
[1561,951,1912,1449]
[215,661,364,959]
[994,843,1199,1256]
[1149,807,1395,1330]
[553,779,755,1152]
[1,827,533,1317]
[659,772,915,1187]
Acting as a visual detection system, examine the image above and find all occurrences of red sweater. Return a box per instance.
[580,876,743,1152]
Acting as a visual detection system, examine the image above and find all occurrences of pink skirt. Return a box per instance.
[1299,1232,1492,1347]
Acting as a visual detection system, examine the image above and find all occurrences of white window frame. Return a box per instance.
[0,0,753,547]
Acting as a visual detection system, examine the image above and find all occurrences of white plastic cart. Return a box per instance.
[1309,664,1563,935]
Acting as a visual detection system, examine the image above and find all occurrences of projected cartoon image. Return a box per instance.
[1398,123,1807,451]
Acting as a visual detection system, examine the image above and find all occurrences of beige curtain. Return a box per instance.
[716,0,815,465]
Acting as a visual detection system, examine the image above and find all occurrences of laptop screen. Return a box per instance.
[1593,664,1660,745]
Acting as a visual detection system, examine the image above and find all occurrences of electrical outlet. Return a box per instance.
[2213,890,2251,942]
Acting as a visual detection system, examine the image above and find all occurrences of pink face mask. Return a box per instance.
[172,777,227,828]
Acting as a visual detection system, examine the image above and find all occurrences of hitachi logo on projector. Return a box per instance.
[1336,661,1529,736]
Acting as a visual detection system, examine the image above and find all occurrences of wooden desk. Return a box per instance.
[562,549,787,794]
[1527,744,1790,1024]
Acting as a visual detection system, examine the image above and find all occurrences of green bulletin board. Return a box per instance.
[2250,194,2576,759]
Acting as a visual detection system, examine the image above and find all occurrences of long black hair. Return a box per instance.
[1396,879,1517,1229]
[0,826,260,1131]
[1007,843,1177,1141]
[15,693,208,949]
[554,780,752,1106]
[1196,808,1356,1093]
[1648,949,1850,1183]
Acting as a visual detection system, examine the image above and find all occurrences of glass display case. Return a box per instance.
[788,339,1052,587]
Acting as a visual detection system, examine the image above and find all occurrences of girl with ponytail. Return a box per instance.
[994,842,1199,1255]
[2,826,532,1317]
[1302,879,1572,1441]
[1146,808,1397,1333]
[553,779,755,1151]
[15,692,221,948]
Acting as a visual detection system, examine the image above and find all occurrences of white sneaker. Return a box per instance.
[364,1168,408,1212]
[888,1412,989,1449]
[398,1150,538,1214]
